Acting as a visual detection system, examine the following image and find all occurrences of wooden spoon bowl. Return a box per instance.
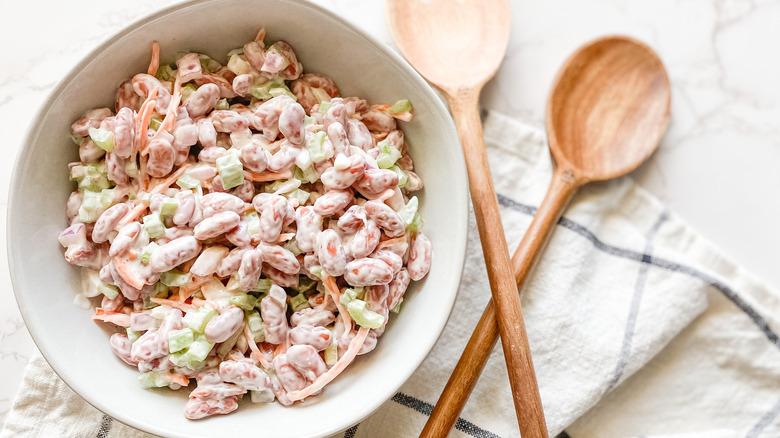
[548,36,671,183]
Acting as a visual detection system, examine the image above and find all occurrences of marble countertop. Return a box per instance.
[1,0,779,428]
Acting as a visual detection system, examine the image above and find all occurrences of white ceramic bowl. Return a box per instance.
[8,0,467,437]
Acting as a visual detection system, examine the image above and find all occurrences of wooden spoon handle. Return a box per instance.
[421,166,581,438]
[443,88,546,437]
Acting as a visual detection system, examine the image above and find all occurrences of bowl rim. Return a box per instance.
[7,0,468,436]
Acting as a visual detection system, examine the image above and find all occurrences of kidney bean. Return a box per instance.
[343,258,394,286]
[109,222,141,258]
[115,80,142,113]
[279,102,306,146]
[290,307,336,328]
[215,247,248,278]
[266,143,300,173]
[364,200,405,238]
[294,207,322,253]
[131,328,164,363]
[197,119,218,148]
[78,138,105,164]
[193,211,241,240]
[200,193,246,218]
[219,359,270,391]
[371,250,403,275]
[337,205,366,234]
[241,137,269,173]
[261,285,289,344]
[338,330,378,356]
[259,242,300,275]
[210,110,249,133]
[105,152,128,184]
[361,108,396,132]
[158,308,184,353]
[348,219,380,259]
[289,325,332,351]
[102,293,125,313]
[71,108,112,137]
[92,203,130,243]
[320,153,365,189]
[149,236,201,272]
[408,232,432,281]
[323,98,347,129]
[205,306,244,343]
[110,333,138,365]
[147,131,176,177]
[353,169,399,199]
[316,229,346,277]
[326,122,349,156]
[263,265,299,288]
[252,193,287,243]
[132,74,171,114]
[346,119,373,151]
[286,344,327,382]
[238,249,263,291]
[291,73,339,114]
[313,189,352,216]
[112,107,136,159]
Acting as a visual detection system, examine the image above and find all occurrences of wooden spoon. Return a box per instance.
[385,1,548,436]
[420,36,672,437]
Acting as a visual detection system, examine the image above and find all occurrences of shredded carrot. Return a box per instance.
[93,308,131,328]
[191,298,219,311]
[244,170,293,182]
[391,111,413,122]
[372,104,391,112]
[286,326,369,401]
[177,275,210,301]
[245,325,272,369]
[136,87,159,154]
[166,372,190,387]
[255,27,266,42]
[377,236,406,249]
[150,297,197,313]
[276,233,296,242]
[156,74,182,135]
[323,275,352,331]
[113,257,145,290]
[139,154,149,190]
[273,342,287,358]
[147,41,160,76]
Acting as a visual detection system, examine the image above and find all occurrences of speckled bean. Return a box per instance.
[408,232,432,281]
[238,249,263,291]
[312,189,352,216]
[92,203,130,243]
[343,258,394,286]
[149,236,202,272]
[286,344,327,382]
[261,285,289,344]
[316,229,346,277]
[193,211,241,240]
[205,305,244,343]
[364,200,405,237]
[289,325,332,351]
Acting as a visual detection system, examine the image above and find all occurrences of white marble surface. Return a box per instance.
[1,0,779,430]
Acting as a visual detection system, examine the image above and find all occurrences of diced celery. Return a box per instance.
[199,54,222,73]
[324,341,338,366]
[226,48,244,58]
[154,281,169,298]
[252,278,274,293]
[227,53,252,76]
[161,270,190,287]
[126,328,141,343]
[339,287,364,307]
[176,174,201,190]
[181,83,198,100]
[290,293,309,312]
[265,43,290,71]
[99,189,115,209]
[125,158,139,178]
[318,100,331,115]
[159,198,179,216]
[312,88,332,106]
[347,299,385,329]
[398,196,419,226]
[149,115,163,132]
[139,243,158,264]
[249,78,284,101]
[376,139,402,169]
[387,99,413,115]
[292,165,319,184]
[217,325,244,357]
[78,190,105,223]
[185,334,215,362]
[308,265,323,279]
[70,134,83,146]
[150,304,172,320]
[143,295,159,309]
[216,153,244,190]
[214,98,229,111]
[283,239,301,257]
[245,310,265,342]
[97,282,119,300]
[296,276,316,294]
[229,294,257,311]
[168,328,195,353]
[169,352,203,370]
[187,307,217,333]
[155,64,176,82]
[88,127,114,152]
[245,211,260,236]
[286,188,309,206]
[139,371,169,389]
[303,115,316,127]
[307,131,329,163]
[251,388,275,403]
[389,165,409,188]
[268,87,296,99]
[142,214,166,239]
[73,163,111,192]
[408,212,423,233]
[391,298,403,314]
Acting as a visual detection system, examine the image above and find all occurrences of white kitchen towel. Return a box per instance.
[4,111,780,438]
